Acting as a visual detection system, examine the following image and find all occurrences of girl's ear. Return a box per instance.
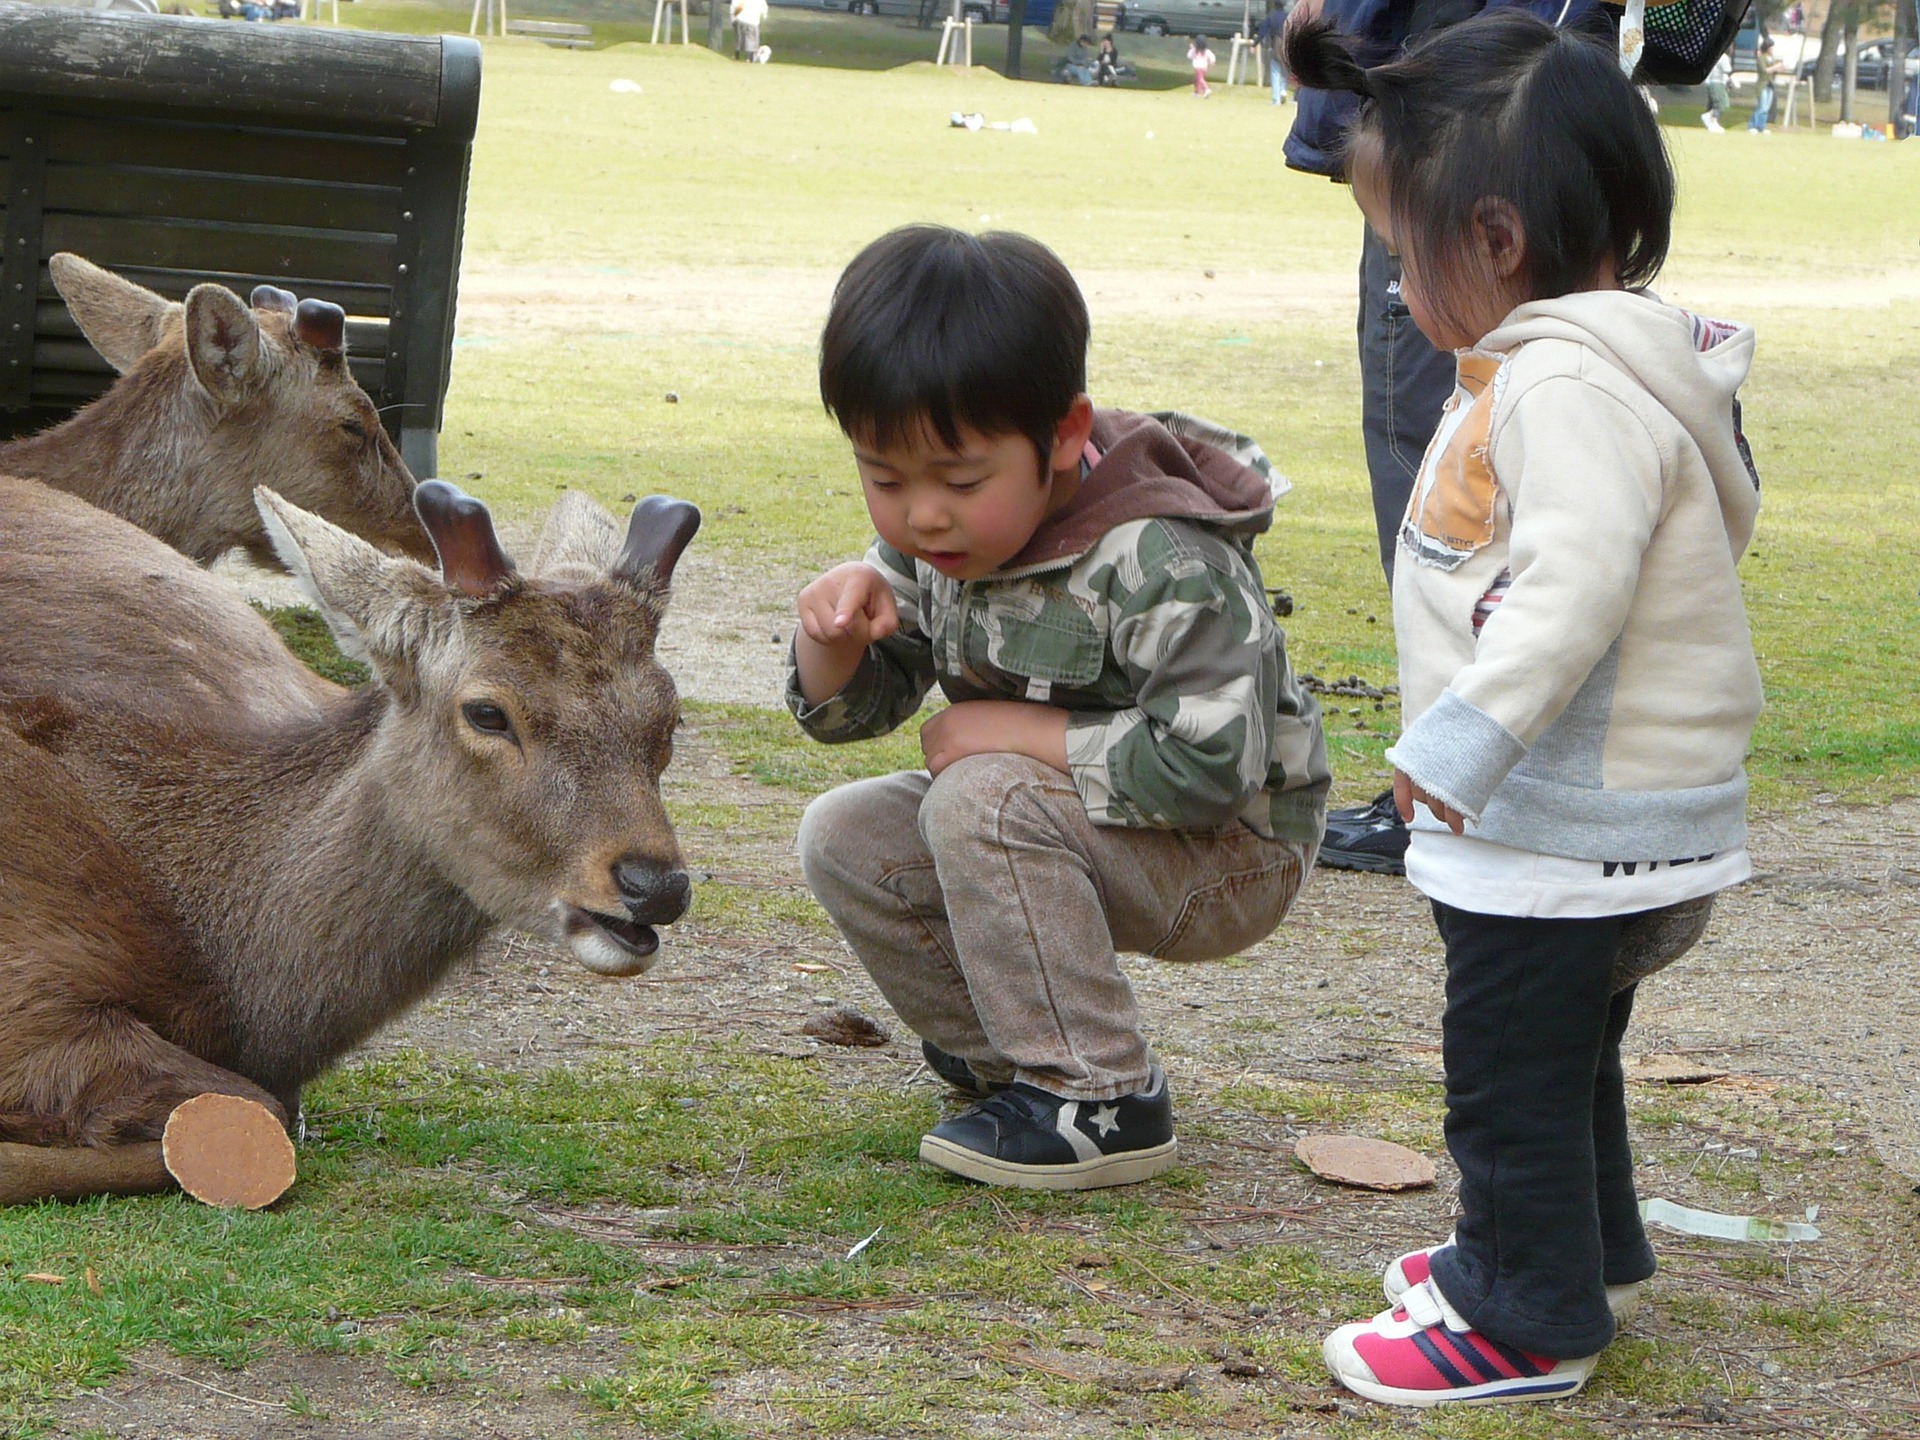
[1474,199,1528,283]
[1049,394,1097,476]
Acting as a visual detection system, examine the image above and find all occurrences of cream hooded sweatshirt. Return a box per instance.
[1385,289,1762,863]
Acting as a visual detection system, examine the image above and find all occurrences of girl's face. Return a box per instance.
[1350,146,1522,352]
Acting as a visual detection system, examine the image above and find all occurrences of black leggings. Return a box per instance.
[1425,902,1660,1359]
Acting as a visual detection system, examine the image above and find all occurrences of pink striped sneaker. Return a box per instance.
[1383,1240,1641,1322]
[1325,1278,1600,1407]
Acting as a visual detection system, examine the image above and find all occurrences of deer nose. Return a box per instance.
[612,861,691,925]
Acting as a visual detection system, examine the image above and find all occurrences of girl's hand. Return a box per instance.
[794,563,898,706]
[921,701,1069,778]
[1392,768,1467,835]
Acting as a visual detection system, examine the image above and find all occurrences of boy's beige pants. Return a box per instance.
[797,754,1314,1102]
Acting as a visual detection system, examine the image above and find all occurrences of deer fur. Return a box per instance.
[0,475,700,1204]
[0,254,435,568]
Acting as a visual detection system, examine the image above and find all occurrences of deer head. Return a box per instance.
[48,253,435,567]
[258,481,702,977]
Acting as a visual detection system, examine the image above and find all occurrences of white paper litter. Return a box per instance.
[609,79,642,93]
[1640,1197,1822,1243]
[845,1224,883,1260]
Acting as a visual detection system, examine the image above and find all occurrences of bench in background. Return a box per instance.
[506,18,593,46]
[0,3,480,477]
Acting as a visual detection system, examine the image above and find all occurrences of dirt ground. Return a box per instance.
[95,263,1916,1439]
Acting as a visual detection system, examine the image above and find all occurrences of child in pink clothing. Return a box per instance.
[1188,35,1215,95]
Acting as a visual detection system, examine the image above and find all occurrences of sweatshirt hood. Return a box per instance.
[999,409,1286,575]
[1480,290,1761,541]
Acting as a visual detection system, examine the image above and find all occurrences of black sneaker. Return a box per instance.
[918,1068,1177,1190]
[1316,788,1408,875]
[921,1040,1002,1100]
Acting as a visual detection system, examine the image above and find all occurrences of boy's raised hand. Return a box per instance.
[794,562,899,706]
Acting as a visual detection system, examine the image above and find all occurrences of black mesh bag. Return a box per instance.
[1636,0,1753,84]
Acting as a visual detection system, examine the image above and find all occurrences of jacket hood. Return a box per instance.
[1480,290,1760,545]
[998,409,1285,575]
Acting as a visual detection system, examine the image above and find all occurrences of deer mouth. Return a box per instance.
[563,905,660,977]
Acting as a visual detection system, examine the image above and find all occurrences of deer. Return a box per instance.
[0,253,435,568]
[0,473,701,1206]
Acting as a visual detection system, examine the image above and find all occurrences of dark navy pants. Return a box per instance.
[1357,225,1456,585]
[1426,903,1660,1359]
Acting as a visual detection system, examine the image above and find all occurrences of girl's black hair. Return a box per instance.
[1283,8,1673,335]
[819,225,1088,468]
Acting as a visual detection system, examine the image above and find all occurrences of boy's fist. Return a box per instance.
[796,562,899,649]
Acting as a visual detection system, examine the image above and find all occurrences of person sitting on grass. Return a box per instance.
[788,224,1329,1192]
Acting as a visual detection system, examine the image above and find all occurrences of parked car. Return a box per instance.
[1113,0,1248,38]
[946,0,1057,23]
[1800,37,1920,91]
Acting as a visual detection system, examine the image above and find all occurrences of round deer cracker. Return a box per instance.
[1293,1135,1436,1192]
[161,1093,297,1209]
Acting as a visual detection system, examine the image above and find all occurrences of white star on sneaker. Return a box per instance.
[1087,1103,1121,1137]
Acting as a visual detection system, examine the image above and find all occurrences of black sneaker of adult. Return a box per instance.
[921,1040,1002,1099]
[1316,788,1409,875]
[919,1068,1178,1190]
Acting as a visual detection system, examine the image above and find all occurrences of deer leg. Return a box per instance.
[0,1141,171,1205]
[0,1014,292,1206]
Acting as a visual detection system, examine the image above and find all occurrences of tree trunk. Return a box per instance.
[1005,0,1026,76]
[1812,0,1843,99]
[1893,0,1915,128]
[1049,0,1095,45]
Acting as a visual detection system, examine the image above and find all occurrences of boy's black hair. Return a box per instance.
[819,225,1088,469]
[1283,9,1673,337]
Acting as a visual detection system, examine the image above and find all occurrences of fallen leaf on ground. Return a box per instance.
[801,1004,890,1047]
[1625,1053,1730,1085]
[22,1273,64,1285]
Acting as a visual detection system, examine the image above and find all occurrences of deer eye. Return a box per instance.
[341,419,369,442]
[461,700,514,738]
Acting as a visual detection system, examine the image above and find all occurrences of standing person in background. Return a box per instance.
[1189,34,1217,94]
[1747,38,1782,131]
[731,0,768,60]
[1257,1,1293,103]
[1702,47,1731,129]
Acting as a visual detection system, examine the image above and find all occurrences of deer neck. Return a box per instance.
[0,366,232,562]
[126,689,494,1095]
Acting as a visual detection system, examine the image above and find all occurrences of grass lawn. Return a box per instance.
[2,19,1917,1440]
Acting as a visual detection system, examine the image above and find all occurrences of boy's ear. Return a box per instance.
[1049,395,1097,476]
[1474,199,1528,282]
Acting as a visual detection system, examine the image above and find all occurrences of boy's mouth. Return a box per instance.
[920,549,968,571]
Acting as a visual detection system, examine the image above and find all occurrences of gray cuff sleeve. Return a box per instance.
[1385,688,1527,822]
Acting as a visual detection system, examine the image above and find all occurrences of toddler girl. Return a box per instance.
[1187,34,1215,95]
[1285,6,1763,1408]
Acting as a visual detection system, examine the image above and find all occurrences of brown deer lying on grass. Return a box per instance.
[0,475,700,1205]
[0,253,434,567]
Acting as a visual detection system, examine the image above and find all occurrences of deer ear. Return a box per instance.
[184,284,267,404]
[50,253,178,374]
[414,481,517,598]
[254,486,448,691]
[613,497,702,591]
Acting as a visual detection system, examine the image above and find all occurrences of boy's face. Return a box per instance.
[851,408,1088,581]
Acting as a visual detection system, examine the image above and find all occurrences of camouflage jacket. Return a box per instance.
[786,410,1329,843]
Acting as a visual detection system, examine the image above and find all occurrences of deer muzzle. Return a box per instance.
[559,863,691,977]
